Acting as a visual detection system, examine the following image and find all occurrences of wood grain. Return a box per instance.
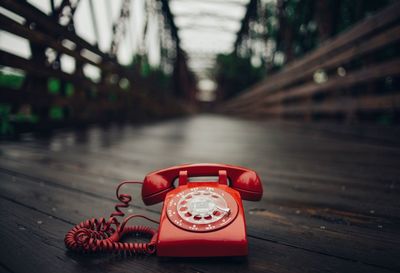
[0,115,399,272]
[221,1,400,119]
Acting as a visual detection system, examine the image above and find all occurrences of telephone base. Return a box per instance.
[156,221,248,257]
[156,239,248,257]
[156,185,249,257]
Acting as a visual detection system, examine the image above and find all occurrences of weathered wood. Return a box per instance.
[0,0,195,131]
[0,50,96,89]
[0,0,138,80]
[222,1,400,119]
[1,156,399,270]
[282,1,400,74]
[261,93,400,115]
[225,23,400,110]
[0,86,72,107]
[2,196,391,273]
[230,58,400,114]
[0,0,107,62]
[0,115,399,272]
[0,14,101,68]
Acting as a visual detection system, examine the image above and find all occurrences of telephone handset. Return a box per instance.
[142,163,263,205]
[65,163,263,257]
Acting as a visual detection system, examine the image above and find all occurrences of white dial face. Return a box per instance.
[166,186,238,232]
[177,188,230,224]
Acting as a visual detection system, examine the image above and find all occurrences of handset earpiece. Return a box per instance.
[231,170,263,201]
[142,173,174,205]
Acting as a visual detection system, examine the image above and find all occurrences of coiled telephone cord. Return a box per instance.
[64,181,159,255]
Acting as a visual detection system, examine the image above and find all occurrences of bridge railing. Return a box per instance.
[222,1,400,122]
[0,0,194,134]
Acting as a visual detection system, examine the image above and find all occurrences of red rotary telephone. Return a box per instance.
[65,163,263,257]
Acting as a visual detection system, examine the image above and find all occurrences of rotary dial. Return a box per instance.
[166,186,238,232]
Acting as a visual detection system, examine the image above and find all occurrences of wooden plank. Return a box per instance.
[2,152,399,230]
[282,121,400,146]
[260,93,400,115]
[6,144,397,208]
[1,117,399,192]
[0,199,181,273]
[224,1,400,108]
[0,170,159,230]
[0,50,97,89]
[3,148,399,267]
[0,156,164,213]
[0,150,397,214]
[0,116,399,270]
[0,14,102,68]
[3,117,399,194]
[282,1,400,74]
[2,130,399,200]
[0,169,394,272]
[0,0,106,61]
[0,86,84,108]
[0,87,33,104]
[0,265,11,273]
[237,58,400,113]
[224,23,400,110]
[0,0,132,78]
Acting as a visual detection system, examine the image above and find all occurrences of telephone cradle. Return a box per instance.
[65,163,263,257]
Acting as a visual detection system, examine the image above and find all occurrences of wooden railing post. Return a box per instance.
[221,1,400,123]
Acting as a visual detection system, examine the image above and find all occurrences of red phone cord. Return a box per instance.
[64,181,159,255]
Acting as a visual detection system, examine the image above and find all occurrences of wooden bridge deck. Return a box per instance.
[0,114,399,273]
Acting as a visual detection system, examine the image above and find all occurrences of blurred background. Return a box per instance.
[1,3,400,271]
[0,0,399,137]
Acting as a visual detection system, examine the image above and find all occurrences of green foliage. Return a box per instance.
[14,112,39,123]
[292,0,317,55]
[49,106,64,120]
[264,3,279,40]
[260,0,392,63]
[130,55,152,77]
[65,83,74,97]
[148,68,173,90]
[0,104,13,135]
[128,54,174,93]
[0,71,25,89]
[0,104,39,136]
[336,0,392,34]
[274,0,317,58]
[141,61,151,77]
[214,53,264,99]
[48,78,61,94]
[283,0,299,24]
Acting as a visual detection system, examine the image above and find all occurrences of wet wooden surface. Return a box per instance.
[0,114,399,273]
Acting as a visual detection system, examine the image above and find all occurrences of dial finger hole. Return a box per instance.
[193,215,202,221]
[213,211,222,216]
[180,200,187,205]
[212,195,219,198]
[184,212,192,217]
[185,195,192,199]
[203,192,211,195]
[179,207,187,211]
[193,192,201,196]
[204,215,212,220]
